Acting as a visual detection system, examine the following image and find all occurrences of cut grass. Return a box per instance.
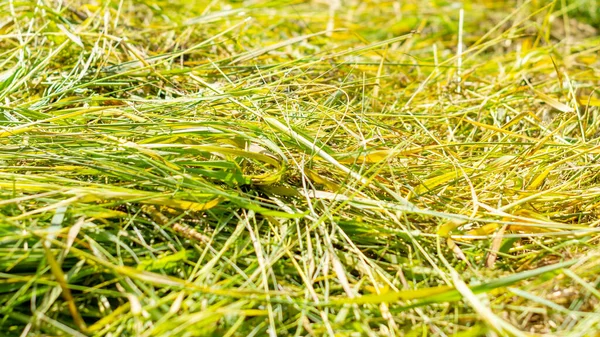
[1,0,599,336]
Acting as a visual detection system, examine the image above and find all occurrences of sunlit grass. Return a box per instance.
[0,0,599,335]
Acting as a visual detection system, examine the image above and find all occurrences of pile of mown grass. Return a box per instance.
[1,0,599,336]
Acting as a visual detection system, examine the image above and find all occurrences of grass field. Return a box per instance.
[1,0,600,336]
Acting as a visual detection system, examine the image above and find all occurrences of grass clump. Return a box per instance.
[1,0,599,336]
